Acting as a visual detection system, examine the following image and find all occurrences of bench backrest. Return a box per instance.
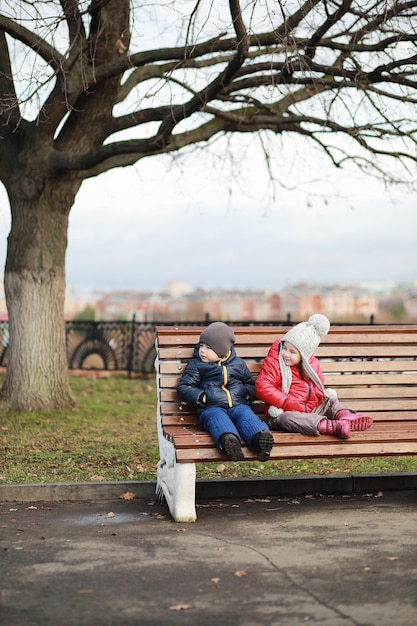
[156,325,417,426]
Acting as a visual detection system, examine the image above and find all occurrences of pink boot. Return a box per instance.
[318,419,351,439]
[335,409,373,431]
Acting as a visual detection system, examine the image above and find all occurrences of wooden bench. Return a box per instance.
[155,324,417,522]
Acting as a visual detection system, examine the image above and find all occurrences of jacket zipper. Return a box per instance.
[299,365,312,412]
[304,382,312,412]
[220,364,233,407]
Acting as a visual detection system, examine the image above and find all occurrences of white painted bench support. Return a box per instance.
[155,352,197,522]
[156,435,197,522]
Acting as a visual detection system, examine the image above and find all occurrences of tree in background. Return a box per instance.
[0,0,416,410]
[73,305,96,322]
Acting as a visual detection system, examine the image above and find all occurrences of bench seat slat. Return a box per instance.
[175,442,417,462]
[321,361,417,373]
[325,374,417,386]
[157,345,417,360]
[334,399,417,410]
[158,371,417,388]
[159,401,417,417]
[159,389,417,405]
[158,360,417,376]
[164,423,417,447]
[156,326,417,344]
[160,380,417,399]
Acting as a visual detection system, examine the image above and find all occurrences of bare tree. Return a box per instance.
[0,0,416,410]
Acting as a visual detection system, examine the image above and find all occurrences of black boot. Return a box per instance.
[219,433,244,461]
[252,430,274,462]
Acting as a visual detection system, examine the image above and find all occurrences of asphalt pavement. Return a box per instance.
[1,478,417,626]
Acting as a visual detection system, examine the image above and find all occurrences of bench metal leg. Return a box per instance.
[156,436,197,522]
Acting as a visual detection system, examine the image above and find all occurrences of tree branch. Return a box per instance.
[60,0,86,47]
[148,0,250,148]
[3,0,417,191]
[0,30,20,127]
[0,14,65,71]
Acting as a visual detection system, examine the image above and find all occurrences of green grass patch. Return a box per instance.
[1,376,417,484]
[0,376,158,484]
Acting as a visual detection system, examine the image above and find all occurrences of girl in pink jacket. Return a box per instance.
[255,314,373,439]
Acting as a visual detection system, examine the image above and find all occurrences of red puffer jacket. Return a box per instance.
[255,339,325,413]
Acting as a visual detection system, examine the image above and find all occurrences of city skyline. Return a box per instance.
[61,279,416,324]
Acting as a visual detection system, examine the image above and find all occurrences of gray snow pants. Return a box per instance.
[267,396,348,436]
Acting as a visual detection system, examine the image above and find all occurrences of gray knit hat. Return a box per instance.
[279,314,330,394]
[199,322,235,358]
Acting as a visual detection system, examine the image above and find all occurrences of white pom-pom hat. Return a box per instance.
[279,314,331,395]
[281,314,330,359]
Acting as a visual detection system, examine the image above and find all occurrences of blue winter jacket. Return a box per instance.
[177,345,256,413]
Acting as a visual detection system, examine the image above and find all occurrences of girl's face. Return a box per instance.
[199,342,220,363]
[281,341,302,367]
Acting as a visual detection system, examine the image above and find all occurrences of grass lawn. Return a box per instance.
[1,375,417,484]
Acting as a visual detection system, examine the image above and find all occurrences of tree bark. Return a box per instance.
[0,175,79,410]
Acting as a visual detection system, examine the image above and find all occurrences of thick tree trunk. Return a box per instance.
[0,177,78,410]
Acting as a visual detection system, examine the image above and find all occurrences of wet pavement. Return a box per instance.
[1,488,417,625]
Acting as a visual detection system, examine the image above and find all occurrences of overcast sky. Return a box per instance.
[0,134,416,294]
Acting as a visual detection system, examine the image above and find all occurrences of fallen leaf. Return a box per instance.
[211,577,221,583]
[26,506,37,510]
[216,463,226,473]
[387,556,398,560]
[234,570,248,577]
[169,604,192,611]
[106,512,115,518]
[119,492,136,500]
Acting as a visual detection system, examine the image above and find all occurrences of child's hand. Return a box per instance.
[268,406,283,418]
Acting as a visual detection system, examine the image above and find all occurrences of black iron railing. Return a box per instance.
[65,317,298,375]
[0,315,377,375]
[0,317,293,375]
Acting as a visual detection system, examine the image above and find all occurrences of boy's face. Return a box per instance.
[281,341,302,367]
[199,342,220,363]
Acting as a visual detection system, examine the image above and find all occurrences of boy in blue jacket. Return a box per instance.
[177,321,273,461]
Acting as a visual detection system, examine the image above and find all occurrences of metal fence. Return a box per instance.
[0,315,375,375]
[0,317,295,375]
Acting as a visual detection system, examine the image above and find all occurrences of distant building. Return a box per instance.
[168,280,191,298]
[21,279,415,322]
